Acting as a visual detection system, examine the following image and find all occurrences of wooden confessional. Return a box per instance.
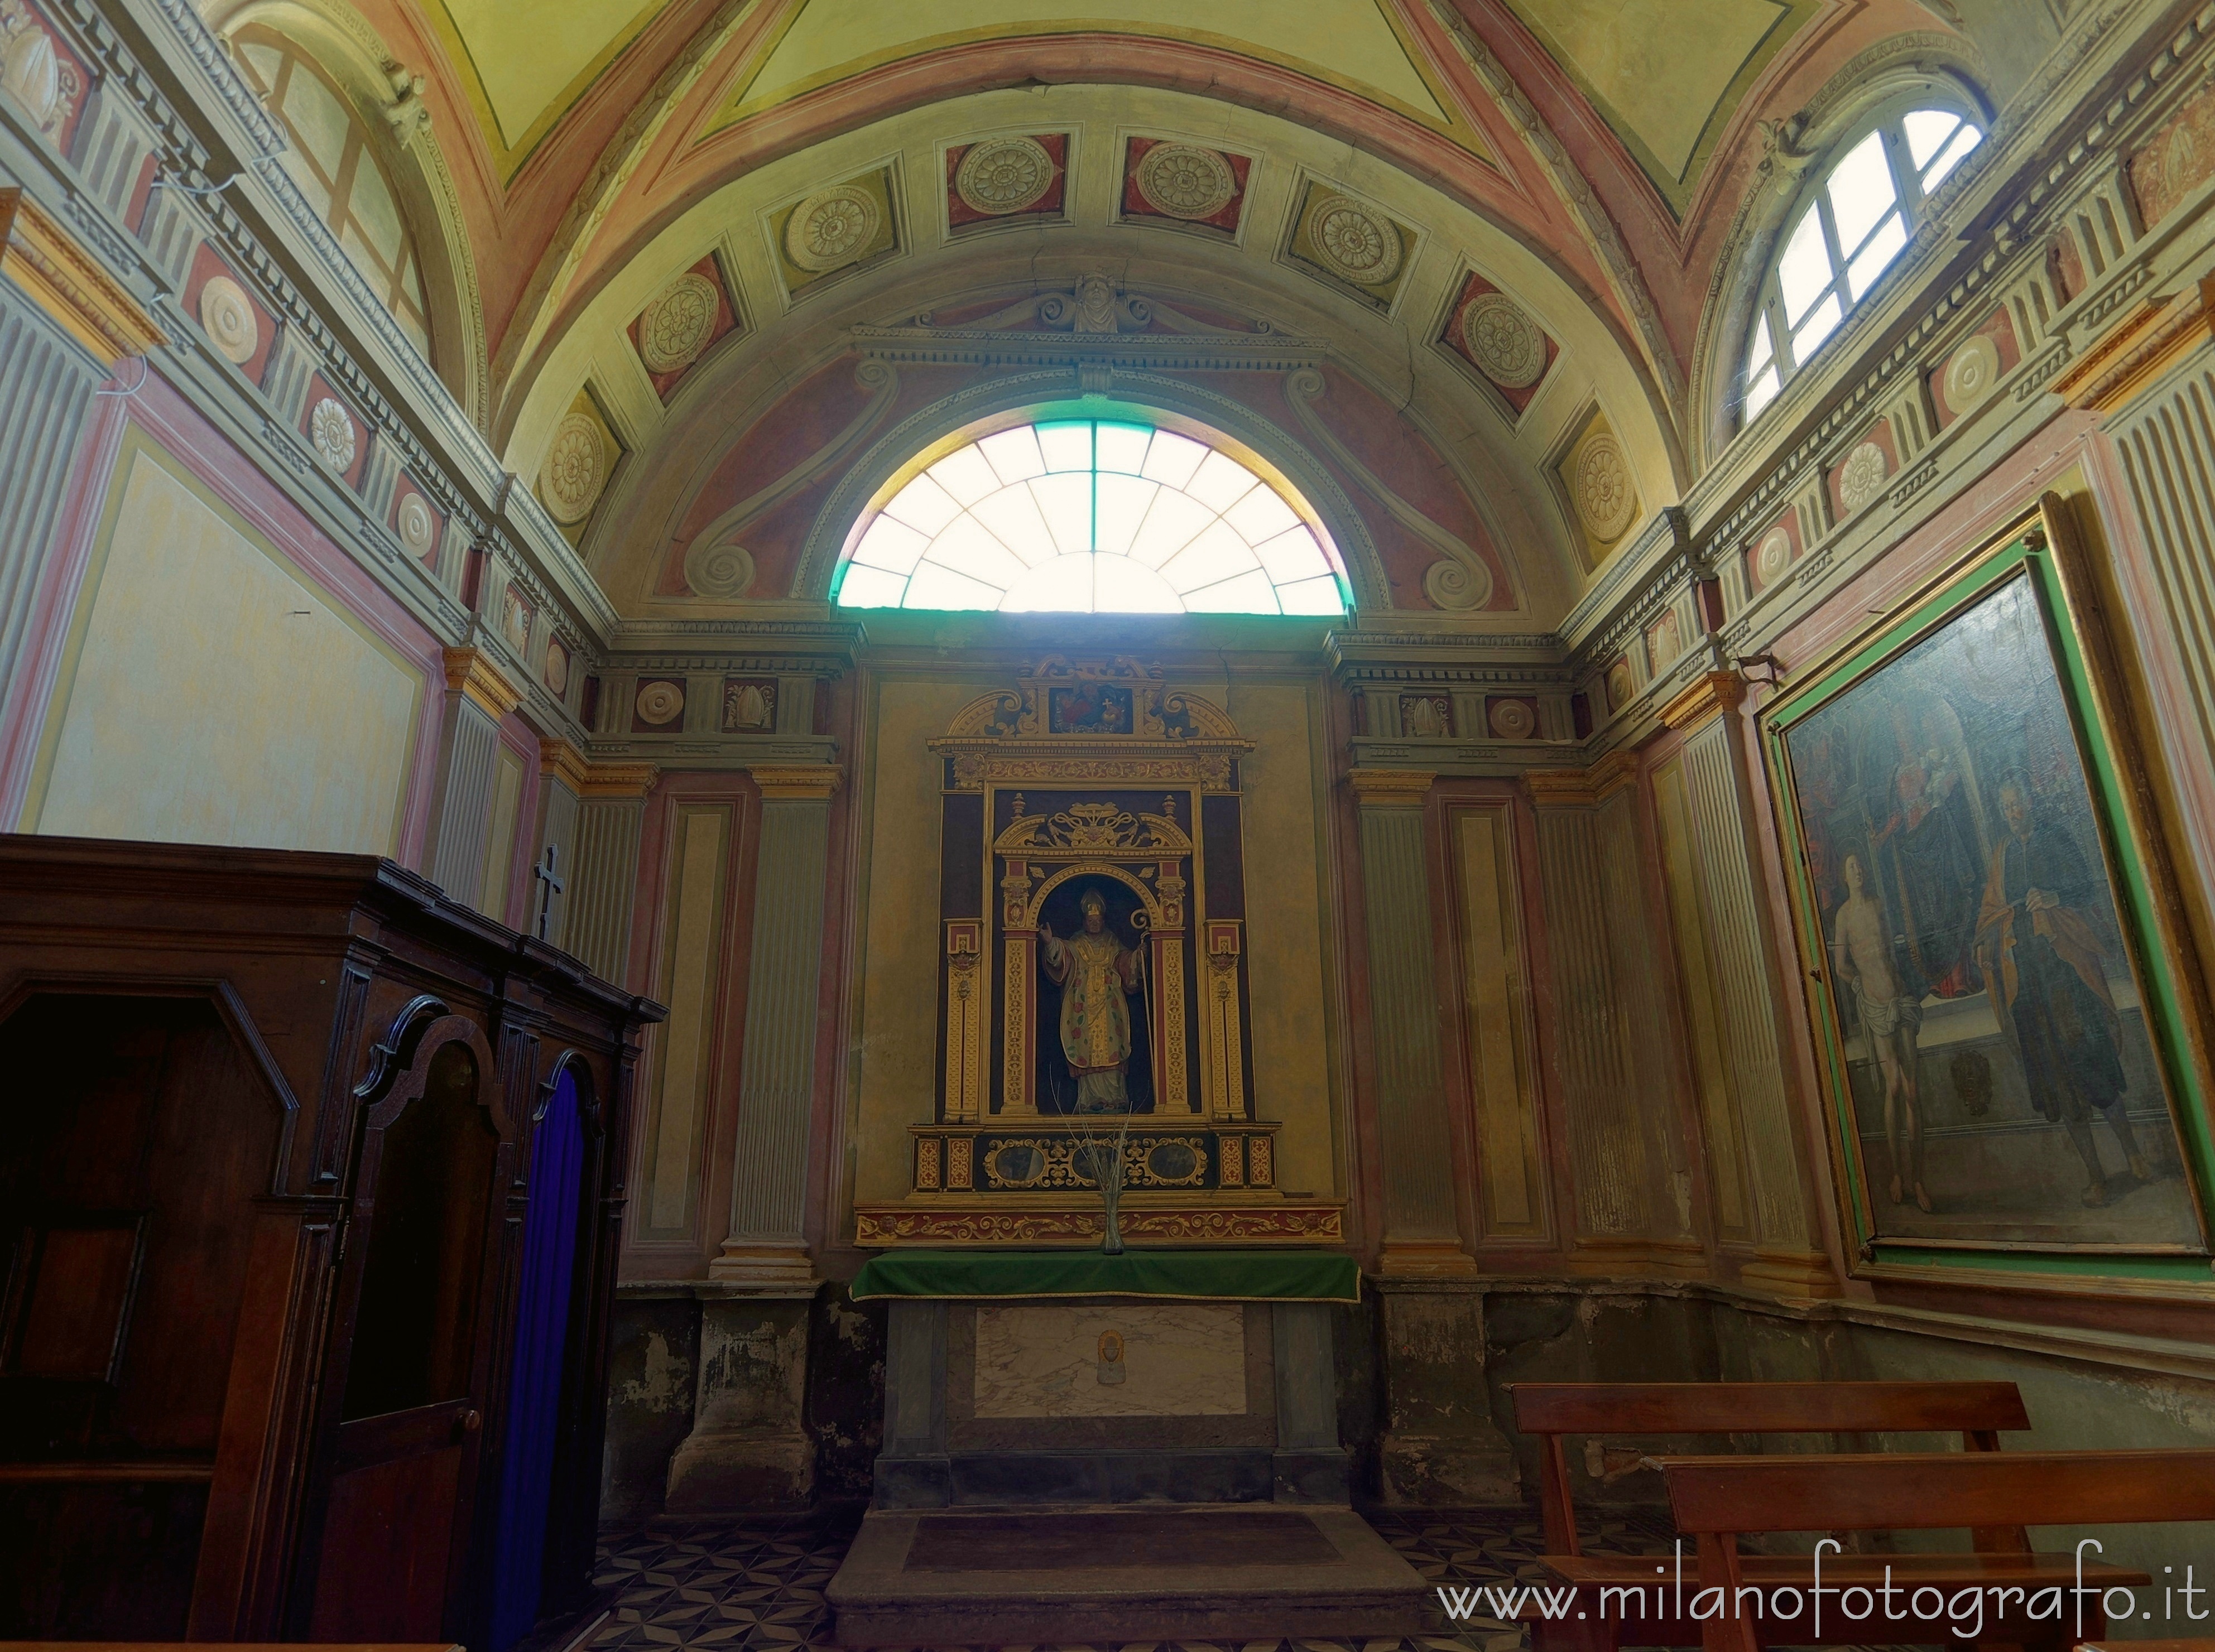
[0,835,664,1647]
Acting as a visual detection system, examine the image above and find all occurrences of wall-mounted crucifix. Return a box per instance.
[532,845,564,940]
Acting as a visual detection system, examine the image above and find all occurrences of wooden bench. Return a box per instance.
[1501,1380,2034,1650]
[1661,1447,2213,1652]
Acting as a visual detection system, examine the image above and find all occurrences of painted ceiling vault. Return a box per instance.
[273,0,2025,623]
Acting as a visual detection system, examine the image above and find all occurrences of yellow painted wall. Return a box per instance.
[852,677,974,1207]
[23,437,422,855]
[1212,677,1339,1200]
[847,669,1342,1214]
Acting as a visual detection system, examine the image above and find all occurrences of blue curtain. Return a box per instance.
[489,1070,584,1651]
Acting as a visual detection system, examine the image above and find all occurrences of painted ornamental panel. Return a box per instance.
[854,657,1338,1246]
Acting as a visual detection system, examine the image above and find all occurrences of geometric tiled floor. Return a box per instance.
[583,1506,1679,1652]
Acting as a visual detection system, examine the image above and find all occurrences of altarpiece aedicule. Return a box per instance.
[854,659,1341,1246]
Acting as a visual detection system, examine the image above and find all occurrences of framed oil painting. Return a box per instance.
[1762,505,2214,1280]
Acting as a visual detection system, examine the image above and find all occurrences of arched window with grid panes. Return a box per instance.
[233,26,433,356]
[1738,101,1983,426]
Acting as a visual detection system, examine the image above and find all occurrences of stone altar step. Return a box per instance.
[826,1504,1433,1645]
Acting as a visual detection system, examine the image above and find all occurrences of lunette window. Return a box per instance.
[1741,104,1983,423]
[233,28,432,355]
[833,420,1349,615]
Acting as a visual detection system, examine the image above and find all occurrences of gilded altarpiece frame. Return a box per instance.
[854,658,1343,1247]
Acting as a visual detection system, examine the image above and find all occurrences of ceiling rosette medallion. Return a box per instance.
[945,132,1070,237]
[545,392,624,533]
[1281,180,1416,313]
[1436,271,1556,415]
[1462,295,1545,389]
[955,135,1055,215]
[628,257,743,400]
[1555,414,1640,565]
[636,272,719,374]
[769,167,901,298]
[1119,137,1250,238]
[785,184,880,272]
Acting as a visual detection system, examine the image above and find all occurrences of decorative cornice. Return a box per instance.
[1659,669,1747,734]
[442,646,524,719]
[851,323,1329,374]
[2054,278,2215,414]
[747,763,844,800]
[1522,748,1639,807]
[579,762,661,798]
[0,189,166,365]
[1346,768,1435,807]
[538,738,593,792]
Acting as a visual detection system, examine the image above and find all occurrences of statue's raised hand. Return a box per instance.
[1037,922,1054,943]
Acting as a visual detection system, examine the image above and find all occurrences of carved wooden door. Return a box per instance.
[304,1010,504,1639]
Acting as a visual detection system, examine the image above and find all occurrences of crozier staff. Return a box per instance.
[1039,888,1144,1114]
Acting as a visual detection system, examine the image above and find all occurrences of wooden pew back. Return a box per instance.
[1506,1380,2031,1554]
[1664,1446,2215,1535]
[1662,1447,2215,1652]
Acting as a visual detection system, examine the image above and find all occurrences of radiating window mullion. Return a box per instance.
[1887,123,1927,218]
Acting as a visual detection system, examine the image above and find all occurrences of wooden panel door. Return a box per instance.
[306,1012,504,1640]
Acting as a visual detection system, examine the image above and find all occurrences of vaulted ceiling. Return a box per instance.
[314,0,2021,623]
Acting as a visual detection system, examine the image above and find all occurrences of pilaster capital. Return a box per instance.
[1346,768,1434,808]
[2054,276,2215,416]
[0,188,166,366]
[537,738,592,792]
[1659,669,1747,733]
[442,646,523,720]
[1521,748,1640,808]
[578,762,660,799]
[747,763,844,801]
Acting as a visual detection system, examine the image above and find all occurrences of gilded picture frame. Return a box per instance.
[1761,500,2215,1287]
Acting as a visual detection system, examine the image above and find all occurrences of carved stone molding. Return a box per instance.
[578,761,661,798]
[1521,750,1639,808]
[539,738,593,791]
[441,645,523,719]
[1658,670,1747,734]
[0,187,165,365]
[2055,278,2215,413]
[746,763,843,801]
[1346,768,1435,808]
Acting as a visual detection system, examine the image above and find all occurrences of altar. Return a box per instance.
[826,1250,1430,1645]
[854,1248,1359,1506]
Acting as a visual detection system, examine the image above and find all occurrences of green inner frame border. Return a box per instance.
[1759,522,2215,1285]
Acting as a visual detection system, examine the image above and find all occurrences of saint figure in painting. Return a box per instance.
[1832,853,1929,1211]
[1974,775,2152,1205]
[1039,887,1145,1113]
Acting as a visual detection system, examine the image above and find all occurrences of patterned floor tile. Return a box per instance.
[583,1506,1692,1652]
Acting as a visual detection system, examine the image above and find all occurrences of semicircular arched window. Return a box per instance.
[1739,100,1983,425]
[232,26,432,356]
[833,420,1349,615]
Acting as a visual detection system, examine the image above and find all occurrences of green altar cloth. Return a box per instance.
[850,1248,1359,1303]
